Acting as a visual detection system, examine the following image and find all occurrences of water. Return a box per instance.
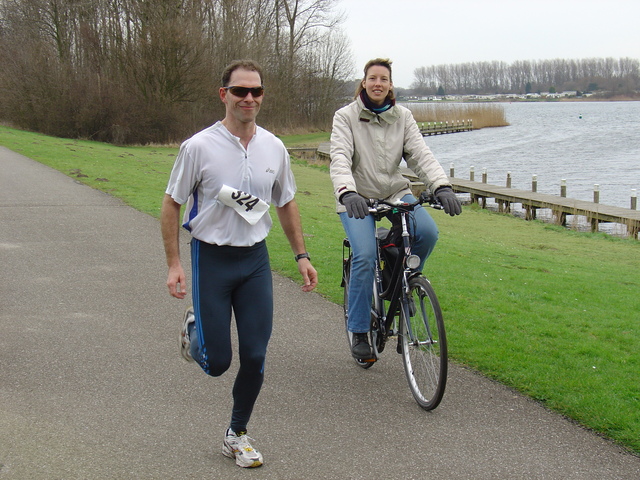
[421,101,640,210]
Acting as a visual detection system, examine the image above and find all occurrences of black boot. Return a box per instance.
[351,333,373,360]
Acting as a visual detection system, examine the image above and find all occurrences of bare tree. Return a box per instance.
[267,0,344,127]
[299,27,353,128]
[0,0,353,141]
[409,57,639,96]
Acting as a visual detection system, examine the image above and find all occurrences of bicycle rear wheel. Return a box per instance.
[343,256,375,369]
[400,275,447,410]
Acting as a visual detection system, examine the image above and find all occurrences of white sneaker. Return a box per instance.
[179,307,195,362]
[222,428,263,468]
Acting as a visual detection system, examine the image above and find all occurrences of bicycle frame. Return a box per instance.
[341,191,448,409]
[368,196,436,356]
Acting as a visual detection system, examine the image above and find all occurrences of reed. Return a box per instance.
[407,103,509,129]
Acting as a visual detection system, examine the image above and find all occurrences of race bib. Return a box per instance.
[217,184,270,225]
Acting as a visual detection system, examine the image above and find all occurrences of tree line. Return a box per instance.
[411,57,640,96]
[0,0,353,144]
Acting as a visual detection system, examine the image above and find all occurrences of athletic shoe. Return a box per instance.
[351,332,373,360]
[222,428,263,468]
[179,306,195,362]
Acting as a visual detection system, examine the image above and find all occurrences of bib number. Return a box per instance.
[218,184,270,225]
[230,190,261,212]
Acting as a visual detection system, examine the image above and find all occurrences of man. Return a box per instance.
[161,59,317,468]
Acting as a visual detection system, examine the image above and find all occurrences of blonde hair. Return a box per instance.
[355,58,395,101]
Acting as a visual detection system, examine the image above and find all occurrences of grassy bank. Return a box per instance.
[277,131,330,147]
[1,125,639,455]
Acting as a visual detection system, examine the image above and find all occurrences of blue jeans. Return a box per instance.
[341,194,438,333]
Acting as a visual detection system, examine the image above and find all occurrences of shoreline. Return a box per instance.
[401,95,640,103]
[500,95,639,103]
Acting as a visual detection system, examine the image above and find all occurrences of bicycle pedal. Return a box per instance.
[358,357,377,363]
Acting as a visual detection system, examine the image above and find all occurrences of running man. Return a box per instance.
[161,59,317,468]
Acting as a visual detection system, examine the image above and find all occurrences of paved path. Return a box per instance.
[1,146,639,479]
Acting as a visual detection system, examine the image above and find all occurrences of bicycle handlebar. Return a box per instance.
[366,191,443,214]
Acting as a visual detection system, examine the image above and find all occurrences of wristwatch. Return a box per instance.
[295,252,311,262]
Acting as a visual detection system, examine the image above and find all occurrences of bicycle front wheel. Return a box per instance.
[400,275,447,410]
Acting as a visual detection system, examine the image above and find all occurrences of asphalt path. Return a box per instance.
[1,146,639,479]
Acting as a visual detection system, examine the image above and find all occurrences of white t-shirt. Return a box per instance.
[166,122,296,246]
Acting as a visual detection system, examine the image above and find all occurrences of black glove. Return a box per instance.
[341,192,369,219]
[434,186,462,216]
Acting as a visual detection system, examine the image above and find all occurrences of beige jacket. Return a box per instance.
[330,97,450,212]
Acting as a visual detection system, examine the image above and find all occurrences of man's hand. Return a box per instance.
[166,264,187,299]
[434,186,462,216]
[341,192,369,219]
[161,194,187,299]
[276,199,318,293]
[297,258,318,292]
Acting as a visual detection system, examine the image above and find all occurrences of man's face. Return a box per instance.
[220,69,263,125]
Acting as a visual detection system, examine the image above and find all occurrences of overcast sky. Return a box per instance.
[338,0,640,88]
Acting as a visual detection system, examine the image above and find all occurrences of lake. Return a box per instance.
[421,101,640,211]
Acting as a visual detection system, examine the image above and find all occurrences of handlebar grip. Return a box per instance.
[367,192,444,211]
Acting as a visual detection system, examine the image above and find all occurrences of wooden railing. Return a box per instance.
[404,172,640,239]
[418,120,473,136]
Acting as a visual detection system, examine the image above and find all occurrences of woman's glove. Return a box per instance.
[341,192,369,219]
[434,186,462,216]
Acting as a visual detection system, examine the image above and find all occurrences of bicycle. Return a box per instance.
[341,191,448,410]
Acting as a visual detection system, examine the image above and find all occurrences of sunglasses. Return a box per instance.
[223,85,265,97]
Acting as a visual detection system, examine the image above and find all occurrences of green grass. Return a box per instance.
[276,131,330,147]
[2,125,639,454]
[0,126,176,217]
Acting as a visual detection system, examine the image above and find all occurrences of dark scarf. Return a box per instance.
[360,90,395,114]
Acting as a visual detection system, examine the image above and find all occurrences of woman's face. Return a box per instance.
[362,65,392,106]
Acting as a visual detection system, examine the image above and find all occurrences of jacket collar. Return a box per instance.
[356,96,400,125]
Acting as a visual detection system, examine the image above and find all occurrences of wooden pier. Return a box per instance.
[418,120,473,136]
[286,145,639,239]
[290,123,472,163]
[407,174,640,239]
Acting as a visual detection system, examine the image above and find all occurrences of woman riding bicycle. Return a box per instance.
[329,58,462,361]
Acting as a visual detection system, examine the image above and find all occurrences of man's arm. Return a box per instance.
[276,199,318,292]
[161,194,187,299]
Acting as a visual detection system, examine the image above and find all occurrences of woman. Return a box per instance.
[330,58,461,361]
